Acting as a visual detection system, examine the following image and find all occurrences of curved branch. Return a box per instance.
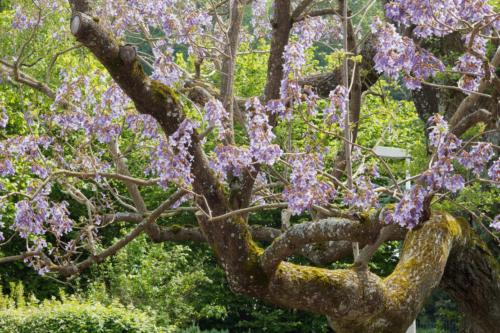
[58,170,161,186]
[328,212,466,332]
[449,45,500,126]
[450,108,497,138]
[260,213,384,273]
[0,250,53,266]
[207,203,289,222]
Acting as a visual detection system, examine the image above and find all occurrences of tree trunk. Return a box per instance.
[440,218,500,333]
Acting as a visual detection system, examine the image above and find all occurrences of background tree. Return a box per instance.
[1,0,500,332]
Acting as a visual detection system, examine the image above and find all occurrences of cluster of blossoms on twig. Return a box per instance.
[377,0,499,92]
[208,97,282,179]
[283,153,337,215]
[343,164,380,210]
[370,17,445,90]
[385,114,500,230]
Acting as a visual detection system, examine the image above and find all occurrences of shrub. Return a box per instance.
[86,233,225,328]
[173,326,229,333]
[0,282,171,333]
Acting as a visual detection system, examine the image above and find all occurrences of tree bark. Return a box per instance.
[440,218,500,333]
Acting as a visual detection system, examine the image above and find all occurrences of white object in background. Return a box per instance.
[373,146,410,159]
[374,147,416,333]
[373,146,412,194]
[406,320,416,333]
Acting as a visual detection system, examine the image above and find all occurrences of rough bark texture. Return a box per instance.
[440,218,500,333]
[328,213,500,333]
[299,33,379,98]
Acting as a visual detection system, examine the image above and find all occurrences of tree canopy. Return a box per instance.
[1,0,500,331]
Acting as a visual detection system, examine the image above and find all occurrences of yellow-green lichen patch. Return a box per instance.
[312,241,327,251]
[228,216,246,227]
[243,240,269,287]
[131,62,149,82]
[453,216,471,240]
[373,211,460,329]
[384,204,396,210]
[151,80,182,109]
[360,211,372,228]
[168,224,182,234]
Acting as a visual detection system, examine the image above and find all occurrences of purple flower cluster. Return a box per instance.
[151,41,183,88]
[379,0,499,92]
[488,160,500,187]
[266,100,289,122]
[12,1,61,32]
[385,0,500,38]
[421,131,464,193]
[324,86,348,129]
[453,35,493,92]
[0,106,8,128]
[428,114,450,148]
[293,16,342,48]
[343,164,379,210]
[50,73,133,144]
[385,114,498,228]
[280,42,306,104]
[101,0,214,71]
[370,17,445,90]
[459,142,493,175]
[385,185,426,229]
[209,145,252,179]
[251,0,271,37]
[283,154,337,215]
[343,176,378,210]
[0,134,55,179]
[125,113,159,140]
[443,174,465,193]
[11,184,72,243]
[147,119,196,189]
[246,97,282,165]
[208,97,283,179]
[491,215,500,231]
[204,99,229,140]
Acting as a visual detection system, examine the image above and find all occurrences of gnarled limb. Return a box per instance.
[260,216,381,274]
[450,108,498,138]
[328,212,466,332]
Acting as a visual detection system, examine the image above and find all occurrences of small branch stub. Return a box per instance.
[120,44,137,63]
[70,13,82,36]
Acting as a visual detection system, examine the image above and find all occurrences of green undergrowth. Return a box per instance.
[0,281,230,333]
[0,282,170,333]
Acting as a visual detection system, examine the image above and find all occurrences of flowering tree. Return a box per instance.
[1,0,500,331]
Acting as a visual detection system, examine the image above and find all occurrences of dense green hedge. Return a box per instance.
[0,300,170,333]
[0,282,232,333]
[173,327,228,333]
[0,284,171,333]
